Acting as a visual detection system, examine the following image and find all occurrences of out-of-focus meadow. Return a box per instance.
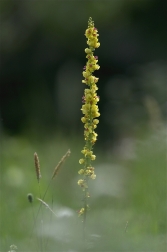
[0,0,166,251]
[1,131,166,251]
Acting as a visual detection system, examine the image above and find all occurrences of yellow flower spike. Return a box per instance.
[78,17,100,224]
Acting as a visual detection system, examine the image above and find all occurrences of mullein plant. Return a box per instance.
[78,17,100,225]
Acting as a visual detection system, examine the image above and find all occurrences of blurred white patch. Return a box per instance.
[56,206,75,218]
[90,233,101,238]
[90,164,128,199]
[112,137,137,160]
[37,205,76,242]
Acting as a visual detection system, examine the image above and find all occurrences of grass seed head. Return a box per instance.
[27,193,34,203]
[52,149,71,179]
[34,152,41,182]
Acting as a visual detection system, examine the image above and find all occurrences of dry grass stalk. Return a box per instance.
[37,197,49,208]
[37,198,57,217]
[34,152,41,182]
[52,149,71,179]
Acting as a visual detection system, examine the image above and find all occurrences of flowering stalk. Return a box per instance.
[78,17,100,224]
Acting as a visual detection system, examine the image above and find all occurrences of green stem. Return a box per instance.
[83,177,88,241]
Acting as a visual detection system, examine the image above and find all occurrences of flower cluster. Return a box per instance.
[78,17,100,216]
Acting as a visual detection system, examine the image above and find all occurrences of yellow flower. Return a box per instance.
[90,174,96,179]
[83,71,91,78]
[93,119,99,124]
[85,48,92,54]
[81,117,86,123]
[78,207,85,216]
[77,179,84,186]
[79,158,85,164]
[78,169,85,175]
[81,149,87,154]
[91,155,96,160]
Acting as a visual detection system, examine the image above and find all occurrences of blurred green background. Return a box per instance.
[0,0,166,251]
